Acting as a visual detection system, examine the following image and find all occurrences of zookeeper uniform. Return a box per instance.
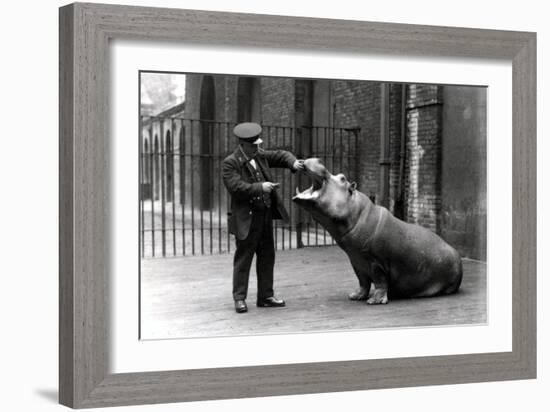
[222,123,298,311]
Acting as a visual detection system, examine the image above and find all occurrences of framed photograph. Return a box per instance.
[59,3,536,408]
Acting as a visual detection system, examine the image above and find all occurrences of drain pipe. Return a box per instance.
[396,84,407,219]
[378,83,391,208]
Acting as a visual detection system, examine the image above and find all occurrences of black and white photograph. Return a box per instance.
[139,72,487,340]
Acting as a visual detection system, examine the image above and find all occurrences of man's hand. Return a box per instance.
[262,182,280,193]
[293,159,306,171]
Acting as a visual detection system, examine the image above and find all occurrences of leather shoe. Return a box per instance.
[256,296,286,307]
[234,300,248,313]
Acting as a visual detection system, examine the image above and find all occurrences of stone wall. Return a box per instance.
[440,86,487,260]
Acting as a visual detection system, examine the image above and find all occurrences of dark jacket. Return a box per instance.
[223,147,297,240]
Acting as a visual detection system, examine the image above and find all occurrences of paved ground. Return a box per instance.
[140,246,486,340]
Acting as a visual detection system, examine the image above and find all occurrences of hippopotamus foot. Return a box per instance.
[348,287,370,301]
[366,288,388,305]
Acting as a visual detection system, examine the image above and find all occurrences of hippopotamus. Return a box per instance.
[292,158,462,304]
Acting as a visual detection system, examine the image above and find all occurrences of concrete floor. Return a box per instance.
[140,246,486,340]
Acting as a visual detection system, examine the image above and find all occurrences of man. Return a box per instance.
[222,122,304,313]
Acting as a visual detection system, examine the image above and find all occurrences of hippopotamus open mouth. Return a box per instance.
[293,158,329,201]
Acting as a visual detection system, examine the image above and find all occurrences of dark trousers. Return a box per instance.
[232,208,275,301]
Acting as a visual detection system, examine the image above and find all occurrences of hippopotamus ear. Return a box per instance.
[349,181,357,194]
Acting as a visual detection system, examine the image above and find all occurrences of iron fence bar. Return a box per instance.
[292,127,296,249]
[218,122,222,254]
[263,126,272,246]
[171,118,176,256]
[278,127,283,250]
[269,127,278,250]
[314,126,319,246]
[180,119,186,256]
[209,122,214,255]
[190,119,196,255]
[284,127,291,250]
[355,130,359,188]
[284,127,288,247]
[323,127,327,245]
[331,127,336,186]
[332,127,336,245]
[149,120,156,257]
[278,129,283,249]
[226,122,231,254]
[139,124,144,257]
[296,126,303,248]
[200,123,205,255]
[276,128,281,249]
[282,128,286,250]
[340,127,344,179]
[160,121,167,257]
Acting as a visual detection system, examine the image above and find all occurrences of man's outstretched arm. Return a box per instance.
[262,149,305,172]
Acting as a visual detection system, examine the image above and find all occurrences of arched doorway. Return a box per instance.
[142,137,151,200]
[179,125,186,205]
[237,77,261,123]
[199,76,215,211]
[154,134,160,200]
[165,130,173,202]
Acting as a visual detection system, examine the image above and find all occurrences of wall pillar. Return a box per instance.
[405,85,443,233]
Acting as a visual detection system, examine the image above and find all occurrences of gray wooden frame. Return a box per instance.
[59,2,536,408]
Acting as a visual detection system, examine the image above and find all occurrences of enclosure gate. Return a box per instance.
[140,117,359,258]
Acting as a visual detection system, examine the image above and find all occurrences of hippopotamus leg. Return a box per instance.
[367,287,388,305]
[348,286,370,301]
[365,265,389,305]
[348,264,372,301]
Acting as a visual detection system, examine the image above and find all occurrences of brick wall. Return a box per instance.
[331,81,378,197]
[260,77,295,126]
[330,82,404,211]
[404,85,443,233]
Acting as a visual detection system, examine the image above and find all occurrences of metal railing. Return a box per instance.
[139,117,359,258]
